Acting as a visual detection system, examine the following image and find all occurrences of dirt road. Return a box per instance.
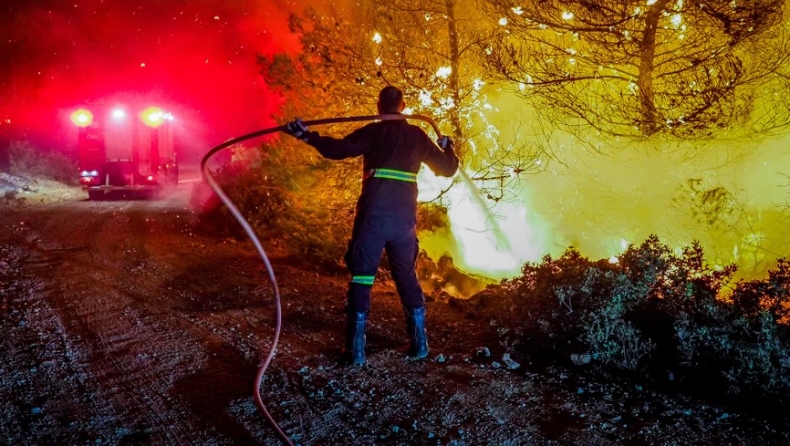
[1,179,787,445]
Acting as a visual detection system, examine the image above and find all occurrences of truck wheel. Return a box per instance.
[88,190,104,200]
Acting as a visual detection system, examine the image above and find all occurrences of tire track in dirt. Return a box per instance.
[0,241,107,445]
[16,203,260,445]
[22,206,191,444]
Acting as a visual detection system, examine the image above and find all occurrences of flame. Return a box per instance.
[418,168,547,279]
[435,66,452,79]
[418,90,433,107]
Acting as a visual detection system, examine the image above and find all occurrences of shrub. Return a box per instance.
[726,259,790,393]
[581,271,655,371]
[195,138,360,269]
[503,247,656,369]
[732,258,790,324]
[501,235,789,398]
[9,141,76,184]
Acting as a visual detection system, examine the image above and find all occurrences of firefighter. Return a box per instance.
[284,86,459,365]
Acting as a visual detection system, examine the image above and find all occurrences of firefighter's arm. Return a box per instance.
[424,135,459,177]
[301,125,371,160]
[283,118,361,159]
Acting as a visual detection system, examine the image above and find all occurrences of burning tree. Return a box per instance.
[262,1,551,203]
[480,0,790,138]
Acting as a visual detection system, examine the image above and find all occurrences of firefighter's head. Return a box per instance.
[377,86,405,114]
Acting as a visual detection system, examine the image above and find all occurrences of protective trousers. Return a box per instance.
[344,215,425,314]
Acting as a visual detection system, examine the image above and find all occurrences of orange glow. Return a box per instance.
[70,109,93,127]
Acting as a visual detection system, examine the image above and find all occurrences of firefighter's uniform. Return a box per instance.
[298,118,459,363]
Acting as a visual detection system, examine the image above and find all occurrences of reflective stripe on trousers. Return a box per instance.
[351,275,375,286]
[344,216,424,313]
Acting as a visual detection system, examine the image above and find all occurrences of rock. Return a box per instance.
[429,289,452,302]
[475,346,490,357]
[502,353,521,370]
[467,287,501,310]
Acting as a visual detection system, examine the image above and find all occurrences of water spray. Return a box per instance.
[201,113,456,446]
[457,169,514,253]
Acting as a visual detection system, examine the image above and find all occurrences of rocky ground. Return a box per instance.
[0,174,788,445]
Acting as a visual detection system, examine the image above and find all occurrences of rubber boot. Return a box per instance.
[344,312,367,365]
[404,306,429,359]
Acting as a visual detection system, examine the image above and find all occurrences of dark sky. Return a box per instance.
[0,0,307,158]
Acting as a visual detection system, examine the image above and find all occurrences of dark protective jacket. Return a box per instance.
[304,119,459,221]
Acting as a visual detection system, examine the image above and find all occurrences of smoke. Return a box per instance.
[0,0,333,159]
[418,93,790,282]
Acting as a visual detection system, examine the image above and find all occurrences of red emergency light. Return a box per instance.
[70,109,94,127]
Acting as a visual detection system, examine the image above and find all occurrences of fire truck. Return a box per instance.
[71,104,178,199]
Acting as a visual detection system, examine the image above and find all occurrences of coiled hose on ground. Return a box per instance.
[200,114,444,446]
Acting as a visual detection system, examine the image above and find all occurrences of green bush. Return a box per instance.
[501,235,789,398]
[9,141,76,184]
[726,259,790,392]
[581,271,655,371]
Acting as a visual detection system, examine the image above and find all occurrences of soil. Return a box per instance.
[1,170,788,446]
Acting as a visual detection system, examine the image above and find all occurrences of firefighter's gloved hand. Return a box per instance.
[285,118,309,140]
[437,136,455,153]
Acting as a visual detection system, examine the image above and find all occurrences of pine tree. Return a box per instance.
[480,0,790,138]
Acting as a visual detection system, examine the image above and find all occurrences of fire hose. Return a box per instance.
[200,114,444,446]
